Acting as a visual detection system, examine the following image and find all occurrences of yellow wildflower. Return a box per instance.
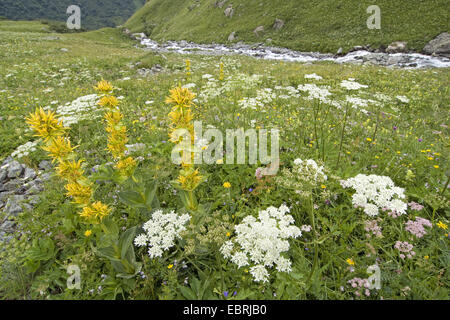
[57,159,84,182]
[346,258,355,266]
[437,221,448,230]
[219,62,224,81]
[94,80,114,93]
[42,136,75,162]
[106,125,128,159]
[26,107,66,141]
[116,157,137,177]
[65,182,92,205]
[79,201,111,223]
[84,230,92,237]
[98,95,119,109]
[165,87,196,109]
[105,111,123,126]
[177,168,203,191]
[223,182,231,188]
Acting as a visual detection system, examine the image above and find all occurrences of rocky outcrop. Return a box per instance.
[386,41,407,53]
[0,157,50,243]
[423,33,450,57]
[137,64,164,77]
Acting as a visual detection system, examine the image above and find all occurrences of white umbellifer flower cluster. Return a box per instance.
[396,95,410,103]
[56,94,101,126]
[345,96,379,114]
[220,205,301,283]
[238,88,276,110]
[11,140,39,159]
[199,73,262,102]
[182,83,196,89]
[293,158,328,182]
[340,79,368,90]
[297,84,332,101]
[341,174,407,217]
[134,210,190,258]
[304,73,323,80]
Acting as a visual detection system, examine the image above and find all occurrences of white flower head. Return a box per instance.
[135,210,190,259]
[220,205,301,282]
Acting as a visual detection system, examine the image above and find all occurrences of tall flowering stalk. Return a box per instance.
[26,108,110,225]
[94,80,137,180]
[219,62,224,81]
[166,86,203,211]
[185,59,191,78]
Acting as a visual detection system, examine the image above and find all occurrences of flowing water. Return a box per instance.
[140,37,450,69]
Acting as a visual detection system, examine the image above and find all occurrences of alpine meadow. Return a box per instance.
[0,0,449,302]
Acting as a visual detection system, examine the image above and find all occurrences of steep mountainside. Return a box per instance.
[125,0,449,53]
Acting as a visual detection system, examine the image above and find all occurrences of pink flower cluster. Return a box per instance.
[408,202,424,211]
[347,277,371,297]
[301,225,312,232]
[405,217,432,238]
[394,241,416,259]
[364,220,382,238]
[387,209,402,218]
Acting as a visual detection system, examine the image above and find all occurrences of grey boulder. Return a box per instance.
[423,32,450,57]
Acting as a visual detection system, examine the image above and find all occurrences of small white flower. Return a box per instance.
[250,265,270,283]
[134,234,148,247]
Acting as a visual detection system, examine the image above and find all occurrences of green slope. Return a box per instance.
[0,0,145,30]
[125,0,449,53]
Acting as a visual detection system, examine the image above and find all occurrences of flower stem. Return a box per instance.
[307,195,319,283]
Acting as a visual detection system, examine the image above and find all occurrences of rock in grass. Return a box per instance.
[228,31,236,42]
[0,170,7,183]
[2,156,14,166]
[273,18,285,30]
[253,26,265,37]
[2,180,21,192]
[4,198,23,216]
[224,5,234,18]
[215,0,227,8]
[23,167,37,181]
[7,161,24,179]
[423,32,450,57]
[38,160,52,171]
[386,41,407,53]
[24,181,44,195]
[0,220,15,232]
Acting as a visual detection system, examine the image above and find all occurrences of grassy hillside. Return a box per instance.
[125,0,449,53]
[0,0,145,30]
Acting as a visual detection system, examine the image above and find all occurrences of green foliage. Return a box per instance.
[0,0,145,30]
